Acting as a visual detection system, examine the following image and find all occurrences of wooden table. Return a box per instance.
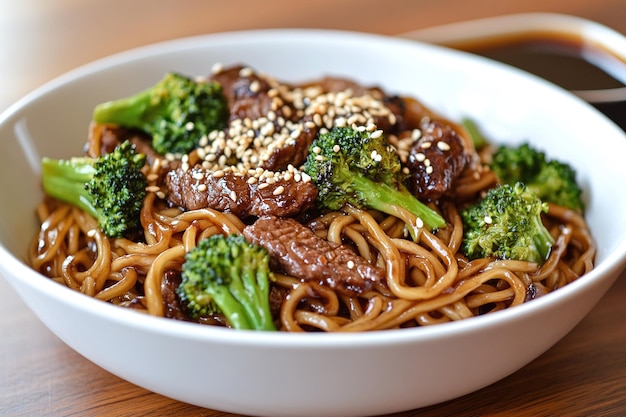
[2,1,626,416]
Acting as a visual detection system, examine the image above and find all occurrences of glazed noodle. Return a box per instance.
[29,65,596,332]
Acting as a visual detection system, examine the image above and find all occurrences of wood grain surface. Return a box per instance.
[1,1,626,416]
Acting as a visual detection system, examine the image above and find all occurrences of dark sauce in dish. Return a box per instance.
[453,32,626,130]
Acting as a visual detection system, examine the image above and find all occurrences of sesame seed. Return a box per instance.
[421,141,432,149]
[212,170,225,178]
[211,62,224,74]
[258,182,270,189]
[484,215,493,224]
[425,166,434,174]
[197,184,207,192]
[273,185,285,196]
[347,260,355,269]
[437,141,451,151]
[230,190,237,201]
[146,185,160,193]
[333,144,341,153]
[249,80,260,93]
[415,217,424,229]
[239,67,253,77]
[185,121,194,131]
[370,129,383,139]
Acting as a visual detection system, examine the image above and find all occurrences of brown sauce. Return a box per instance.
[449,31,626,129]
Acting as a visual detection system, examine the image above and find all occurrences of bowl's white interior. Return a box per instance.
[1,29,626,416]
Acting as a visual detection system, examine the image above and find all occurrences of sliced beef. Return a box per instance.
[243,216,385,296]
[405,119,470,201]
[260,114,318,171]
[165,166,318,218]
[210,65,317,172]
[307,76,402,133]
[210,65,297,123]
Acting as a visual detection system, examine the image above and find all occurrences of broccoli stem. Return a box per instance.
[92,88,157,129]
[350,174,446,232]
[41,158,99,219]
[232,263,275,331]
[209,285,255,330]
[532,214,554,262]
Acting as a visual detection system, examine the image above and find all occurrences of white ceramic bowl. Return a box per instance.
[1,29,626,417]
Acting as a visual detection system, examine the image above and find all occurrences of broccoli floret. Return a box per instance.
[303,126,446,234]
[177,234,276,331]
[41,141,147,238]
[461,182,554,264]
[92,72,229,155]
[490,142,584,211]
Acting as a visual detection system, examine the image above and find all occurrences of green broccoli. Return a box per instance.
[92,72,229,155]
[41,141,147,238]
[461,182,554,264]
[303,126,446,234]
[177,234,276,331]
[490,142,584,211]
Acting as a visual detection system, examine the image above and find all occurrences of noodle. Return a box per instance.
[28,69,597,332]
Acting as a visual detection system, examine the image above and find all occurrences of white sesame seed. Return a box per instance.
[239,67,253,77]
[185,121,195,131]
[273,185,285,196]
[249,80,260,93]
[198,184,207,192]
[230,190,237,201]
[211,62,224,74]
[333,144,341,153]
[425,166,434,174]
[370,129,383,139]
[347,260,355,269]
[484,215,493,224]
[437,141,451,151]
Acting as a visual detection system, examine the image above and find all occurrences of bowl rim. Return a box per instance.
[2,27,626,348]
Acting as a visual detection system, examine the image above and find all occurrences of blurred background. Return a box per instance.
[2,0,626,112]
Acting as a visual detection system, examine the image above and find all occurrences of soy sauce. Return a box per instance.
[455,32,626,130]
